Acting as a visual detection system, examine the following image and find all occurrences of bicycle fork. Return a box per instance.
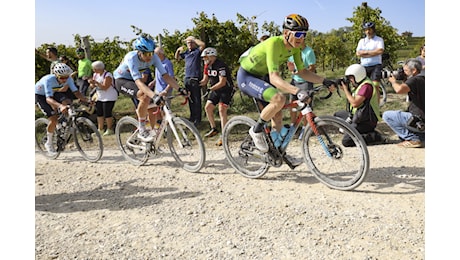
[302,107,333,158]
[163,107,189,149]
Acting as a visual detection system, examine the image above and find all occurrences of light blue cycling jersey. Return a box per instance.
[113,51,166,81]
[34,74,78,97]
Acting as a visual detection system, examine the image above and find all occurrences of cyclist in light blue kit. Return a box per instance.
[35,63,90,156]
[114,34,186,142]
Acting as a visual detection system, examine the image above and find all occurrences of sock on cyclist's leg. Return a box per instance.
[254,118,267,133]
[138,117,148,132]
[46,132,53,145]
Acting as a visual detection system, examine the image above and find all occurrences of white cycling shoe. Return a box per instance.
[137,129,156,142]
[249,126,269,153]
[45,143,58,156]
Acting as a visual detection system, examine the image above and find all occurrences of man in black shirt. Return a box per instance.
[383,58,425,148]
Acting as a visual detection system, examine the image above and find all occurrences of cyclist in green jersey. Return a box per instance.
[237,14,337,152]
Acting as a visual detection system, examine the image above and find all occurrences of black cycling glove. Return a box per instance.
[322,78,337,88]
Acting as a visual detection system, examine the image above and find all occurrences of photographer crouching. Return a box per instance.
[382,58,425,148]
[334,64,384,147]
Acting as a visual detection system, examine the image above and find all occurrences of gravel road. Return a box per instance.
[35,133,425,259]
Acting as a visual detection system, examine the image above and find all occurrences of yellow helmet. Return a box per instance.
[283,14,309,31]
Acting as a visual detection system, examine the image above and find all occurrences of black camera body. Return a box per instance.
[406,115,425,133]
[382,67,406,81]
[336,77,350,86]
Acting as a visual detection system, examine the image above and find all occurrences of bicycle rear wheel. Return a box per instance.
[35,118,60,159]
[73,117,103,162]
[222,116,269,178]
[167,117,206,173]
[300,115,369,191]
[115,116,149,166]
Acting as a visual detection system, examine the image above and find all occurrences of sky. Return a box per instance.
[36,0,425,47]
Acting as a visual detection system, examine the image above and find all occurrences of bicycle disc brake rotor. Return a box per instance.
[328,143,343,159]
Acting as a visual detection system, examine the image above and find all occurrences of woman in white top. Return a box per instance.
[88,61,118,136]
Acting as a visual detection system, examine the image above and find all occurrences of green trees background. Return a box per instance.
[35,3,424,83]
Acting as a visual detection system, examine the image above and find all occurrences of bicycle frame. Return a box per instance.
[125,96,191,153]
[149,99,189,151]
[252,84,345,165]
[116,94,206,172]
[223,85,369,190]
[35,102,103,162]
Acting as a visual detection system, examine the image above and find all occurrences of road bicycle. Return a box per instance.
[222,86,370,191]
[35,102,103,162]
[115,94,206,173]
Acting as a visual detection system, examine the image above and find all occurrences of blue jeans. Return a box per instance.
[382,110,425,142]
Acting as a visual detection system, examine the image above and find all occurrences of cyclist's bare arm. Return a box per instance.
[73,91,90,104]
[161,74,182,92]
[46,97,67,112]
[268,72,299,95]
[296,68,324,85]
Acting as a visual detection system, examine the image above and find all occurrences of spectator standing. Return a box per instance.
[334,64,383,146]
[415,44,425,76]
[149,46,175,129]
[59,55,78,78]
[175,36,206,127]
[199,47,234,146]
[76,47,93,96]
[382,59,425,148]
[356,22,384,104]
[286,41,316,138]
[36,46,59,73]
[88,61,118,136]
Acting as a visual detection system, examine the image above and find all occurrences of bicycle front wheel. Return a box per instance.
[35,118,60,159]
[301,115,369,191]
[73,117,103,162]
[222,116,269,178]
[115,116,149,166]
[167,117,206,173]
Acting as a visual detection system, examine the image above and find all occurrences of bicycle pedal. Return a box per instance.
[283,155,302,169]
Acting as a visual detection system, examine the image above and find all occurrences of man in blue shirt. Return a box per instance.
[175,36,206,127]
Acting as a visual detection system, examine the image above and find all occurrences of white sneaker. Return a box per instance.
[137,129,156,142]
[249,126,269,152]
[45,143,57,156]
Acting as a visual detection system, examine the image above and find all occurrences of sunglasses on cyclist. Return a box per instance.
[57,76,69,80]
[142,51,153,57]
[291,31,307,39]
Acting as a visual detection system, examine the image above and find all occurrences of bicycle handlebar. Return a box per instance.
[150,93,189,108]
[309,85,340,100]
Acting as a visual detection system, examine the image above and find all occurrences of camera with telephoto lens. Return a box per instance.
[406,115,425,133]
[382,67,406,81]
[336,77,350,86]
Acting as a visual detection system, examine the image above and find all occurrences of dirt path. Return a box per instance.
[35,136,425,259]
